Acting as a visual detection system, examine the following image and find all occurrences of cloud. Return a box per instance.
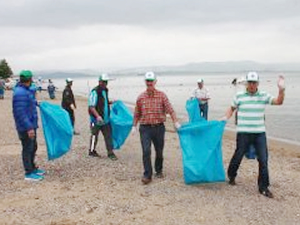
[1,0,300,71]
[1,0,299,28]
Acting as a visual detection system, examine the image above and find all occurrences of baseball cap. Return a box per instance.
[66,78,73,83]
[145,71,156,81]
[246,72,259,82]
[99,73,110,81]
[197,78,204,83]
[20,70,33,78]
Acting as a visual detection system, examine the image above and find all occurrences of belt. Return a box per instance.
[141,123,164,127]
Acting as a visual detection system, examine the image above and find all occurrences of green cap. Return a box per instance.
[66,78,73,83]
[20,70,33,78]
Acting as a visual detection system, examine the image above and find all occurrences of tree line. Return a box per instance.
[0,59,13,79]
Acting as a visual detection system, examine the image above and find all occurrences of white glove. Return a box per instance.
[174,122,181,130]
[70,104,75,110]
[277,75,285,90]
[131,126,137,135]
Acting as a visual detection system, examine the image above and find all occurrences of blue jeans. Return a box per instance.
[18,130,38,175]
[139,124,165,179]
[200,103,208,120]
[227,132,269,190]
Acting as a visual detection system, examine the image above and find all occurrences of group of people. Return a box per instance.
[12,69,285,198]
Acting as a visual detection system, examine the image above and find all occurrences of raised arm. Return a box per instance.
[272,75,285,105]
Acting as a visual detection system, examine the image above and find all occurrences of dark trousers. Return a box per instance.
[18,130,38,175]
[89,122,113,153]
[65,108,75,127]
[139,124,165,179]
[227,132,269,191]
[200,103,208,120]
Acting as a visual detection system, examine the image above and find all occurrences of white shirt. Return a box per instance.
[191,86,210,104]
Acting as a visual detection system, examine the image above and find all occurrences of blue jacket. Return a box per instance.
[13,83,38,132]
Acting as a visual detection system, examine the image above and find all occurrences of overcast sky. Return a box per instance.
[1,0,300,72]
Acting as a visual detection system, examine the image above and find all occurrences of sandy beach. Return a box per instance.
[0,90,300,225]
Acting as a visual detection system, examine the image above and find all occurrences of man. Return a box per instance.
[88,73,117,160]
[62,78,79,135]
[191,78,210,120]
[222,72,285,198]
[36,76,43,93]
[47,79,57,99]
[12,70,45,181]
[133,71,181,184]
[0,79,5,99]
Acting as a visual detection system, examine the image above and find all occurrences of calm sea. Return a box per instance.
[53,72,300,145]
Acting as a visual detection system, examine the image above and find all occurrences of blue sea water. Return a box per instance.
[53,72,300,145]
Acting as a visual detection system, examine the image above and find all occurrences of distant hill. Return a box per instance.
[114,61,300,75]
[35,61,300,78]
[33,71,97,80]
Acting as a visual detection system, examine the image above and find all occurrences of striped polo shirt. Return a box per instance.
[232,90,274,133]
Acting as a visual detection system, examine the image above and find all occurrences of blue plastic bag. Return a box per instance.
[245,144,256,159]
[185,98,204,123]
[178,120,226,184]
[177,98,226,184]
[110,100,133,149]
[39,101,73,160]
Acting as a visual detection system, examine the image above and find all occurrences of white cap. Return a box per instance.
[197,78,204,83]
[66,78,73,83]
[99,73,110,81]
[145,71,156,81]
[246,72,259,82]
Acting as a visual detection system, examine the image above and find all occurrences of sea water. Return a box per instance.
[53,72,300,145]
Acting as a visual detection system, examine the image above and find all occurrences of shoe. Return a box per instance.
[155,172,164,178]
[141,177,152,185]
[73,131,80,135]
[259,188,274,198]
[108,153,118,161]
[25,173,44,181]
[89,150,100,157]
[228,177,236,185]
[34,168,46,176]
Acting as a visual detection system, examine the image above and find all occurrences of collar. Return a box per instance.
[246,89,259,96]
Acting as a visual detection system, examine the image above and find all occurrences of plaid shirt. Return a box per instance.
[134,89,177,125]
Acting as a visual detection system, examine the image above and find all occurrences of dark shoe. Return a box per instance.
[155,172,164,178]
[73,131,80,135]
[259,188,274,198]
[89,150,100,157]
[141,177,152,185]
[228,177,236,185]
[108,153,118,161]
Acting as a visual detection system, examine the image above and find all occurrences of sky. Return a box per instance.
[1,0,300,72]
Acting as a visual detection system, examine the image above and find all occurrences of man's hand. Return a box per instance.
[27,129,35,139]
[277,75,285,91]
[174,121,181,130]
[131,126,137,135]
[219,116,228,121]
[70,104,75,110]
[109,99,117,104]
[96,116,104,126]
